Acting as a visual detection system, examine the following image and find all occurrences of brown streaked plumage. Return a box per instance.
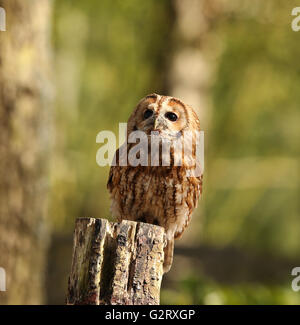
[107,94,203,273]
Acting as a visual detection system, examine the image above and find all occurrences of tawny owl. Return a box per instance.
[107,94,203,273]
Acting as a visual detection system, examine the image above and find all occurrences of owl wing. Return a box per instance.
[107,165,114,192]
[163,237,174,273]
[107,148,118,192]
[106,144,120,188]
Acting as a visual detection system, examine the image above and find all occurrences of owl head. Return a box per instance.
[127,94,200,139]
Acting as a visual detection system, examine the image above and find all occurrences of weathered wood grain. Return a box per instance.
[67,218,165,305]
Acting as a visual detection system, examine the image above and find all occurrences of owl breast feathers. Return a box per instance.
[107,94,203,273]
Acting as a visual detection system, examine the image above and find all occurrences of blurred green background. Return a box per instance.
[47,0,300,304]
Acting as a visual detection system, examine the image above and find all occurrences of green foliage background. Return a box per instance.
[49,0,300,304]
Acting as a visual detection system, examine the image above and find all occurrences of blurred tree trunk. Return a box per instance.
[167,0,223,244]
[169,0,222,129]
[0,0,52,304]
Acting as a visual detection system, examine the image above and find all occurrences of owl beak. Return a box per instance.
[153,118,159,130]
[153,116,163,131]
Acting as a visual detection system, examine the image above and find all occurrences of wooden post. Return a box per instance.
[66,218,165,305]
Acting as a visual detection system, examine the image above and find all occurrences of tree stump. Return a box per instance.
[66,218,165,305]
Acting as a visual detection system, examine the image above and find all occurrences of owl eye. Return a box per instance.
[165,112,178,122]
[143,109,153,120]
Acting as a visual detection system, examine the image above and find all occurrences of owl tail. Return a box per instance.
[163,238,174,273]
